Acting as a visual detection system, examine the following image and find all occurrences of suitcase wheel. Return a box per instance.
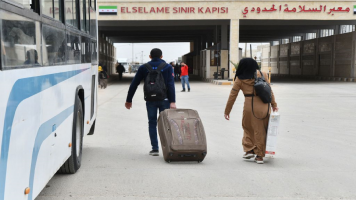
[198,160,202,163]
[166,160,171,163]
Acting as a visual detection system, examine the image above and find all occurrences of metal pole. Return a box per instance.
[245,43,247,58]
[250,44,252,58]
[131,43,134,65]
[216,25,219,79]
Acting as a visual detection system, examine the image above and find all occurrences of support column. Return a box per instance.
[190,42,194,52]
[229,19,239,79]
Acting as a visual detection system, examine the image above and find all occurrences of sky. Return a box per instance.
[114,42,190,64]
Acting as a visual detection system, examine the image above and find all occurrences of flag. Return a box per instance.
[99,6,118,15]
[354,5,356,14]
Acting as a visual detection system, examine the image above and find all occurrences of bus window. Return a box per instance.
[6,0,32,10]
[80,0,85,31]
[66,32,81,64]
[54,0,64,21]
[42,0,53,18]
[86,0,90,33]
[81,36,91,63]
[42,25,66,66]
[90,0,96,10]
[91,40,97,64]
[90,8,97,37]
[65,0,78,28]
[42,0,63,20]
[0,10,42,69]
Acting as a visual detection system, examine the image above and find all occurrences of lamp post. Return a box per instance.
[215,52,220,80]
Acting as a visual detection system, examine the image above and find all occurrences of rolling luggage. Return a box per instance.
[157,109,207,163]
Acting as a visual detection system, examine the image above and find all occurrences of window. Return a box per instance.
[272,41,280,46]
[91,40,97,64]
[65,0,78,28]
[81,36,91,63]
[91,0,96,10]
[54,0,64,21]
[80,0,85,31]
[42,0,63,20]
[8,0,32,10]
[281,39,289,44]
[306,33,316,40]
[293,36,302,42]
[86,0,90,32]
[340,25,355,34]
[42,25,66,66]
[90,8,97,37]
[320,29,334,38]
[66,32,81,64]
[0,10,42,69]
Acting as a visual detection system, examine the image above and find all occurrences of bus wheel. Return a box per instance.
[58,95,84,174]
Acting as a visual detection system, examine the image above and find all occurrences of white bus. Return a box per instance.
[0,0,98,199]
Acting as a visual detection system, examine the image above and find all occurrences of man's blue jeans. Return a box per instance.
[146,100,170,150]
[181,75,190,90]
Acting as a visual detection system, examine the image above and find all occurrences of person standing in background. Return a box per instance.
[116,62,125,80]
[98,66,108,89]
[180,62,190,92]
[174,62,180,81]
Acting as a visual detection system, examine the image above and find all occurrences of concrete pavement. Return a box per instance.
[37,75,356,200]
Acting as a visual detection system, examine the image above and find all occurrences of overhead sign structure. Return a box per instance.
[242,4,351,18]
[99,6,118,15]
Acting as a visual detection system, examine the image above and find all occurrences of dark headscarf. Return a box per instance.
[235,58,260,80]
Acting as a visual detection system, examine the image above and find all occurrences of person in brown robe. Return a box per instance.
[224,58,278,164]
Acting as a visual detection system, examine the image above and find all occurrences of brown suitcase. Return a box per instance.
[157,109,207,163]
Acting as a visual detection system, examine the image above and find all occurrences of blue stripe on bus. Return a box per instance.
[28,105,74,200]
[0,68,89,200]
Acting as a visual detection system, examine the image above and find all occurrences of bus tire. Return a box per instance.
[58,95,84,174]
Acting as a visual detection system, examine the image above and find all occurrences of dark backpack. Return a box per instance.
[251,70,272,120]
[143,62,167,101]
[254,70,272,104]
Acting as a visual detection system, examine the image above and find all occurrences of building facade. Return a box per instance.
[98,0,356,80]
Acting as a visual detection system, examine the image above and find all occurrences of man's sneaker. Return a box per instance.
[149,150,159,156]
[243,151,255,159]
[188,89,190,92]
[255,156,264,164]
[181,89,186,92]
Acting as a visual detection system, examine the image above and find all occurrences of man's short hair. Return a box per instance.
[150,48,162,58]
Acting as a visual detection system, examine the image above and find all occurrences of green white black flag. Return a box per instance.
[99,6,118,15]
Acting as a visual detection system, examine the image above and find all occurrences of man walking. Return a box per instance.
[125,48,176,156]
[180,62,190,92]
[116,61,125,80]
[174,62,180,81]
